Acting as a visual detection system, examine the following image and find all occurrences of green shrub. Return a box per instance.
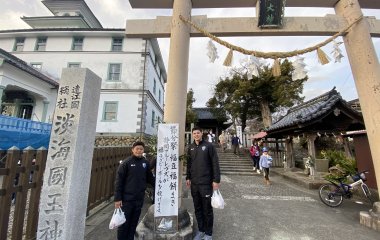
[321,150,356,183]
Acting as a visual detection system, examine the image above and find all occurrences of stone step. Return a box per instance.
[220,166,253,171]
[219,162,252,166]
[217,152,256,175]
[221,171,256,176]
[220,167,256,171]
[219,162,253,166]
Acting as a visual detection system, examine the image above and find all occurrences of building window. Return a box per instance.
[111,37,123,51]
[31,63,42,70]
[158,89,161,103]
[151,110,155,127]
[68,63,81,68]
[72,37,84,51]
[153,79,156,95]
[35,37,47,51]
[102,102,118,121]
[108,63,121,81]
[13,38,25,51]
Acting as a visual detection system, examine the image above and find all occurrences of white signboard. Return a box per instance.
[236,126,243,144]
[154,123,179,218]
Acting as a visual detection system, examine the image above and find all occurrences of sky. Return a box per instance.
[1,0,380,107]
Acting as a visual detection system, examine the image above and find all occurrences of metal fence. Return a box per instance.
[0,146,130,240]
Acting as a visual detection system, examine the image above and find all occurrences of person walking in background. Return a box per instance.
[231,134,241,156]
[218,131,227,152]
[250,142,261,173]
[259,147,273,185]
[207,130,215,143]
[114,141,155,240]
[186,126,221,240]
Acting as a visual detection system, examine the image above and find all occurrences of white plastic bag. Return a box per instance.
[211,189,225,209]
[109,207,126,229]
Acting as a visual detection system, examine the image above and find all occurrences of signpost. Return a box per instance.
[154,123,179,233]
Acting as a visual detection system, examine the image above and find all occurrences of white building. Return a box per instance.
[0,48,58,122]
[0,0,166,137]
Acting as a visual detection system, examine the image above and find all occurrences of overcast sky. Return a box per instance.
[1,0,380,107]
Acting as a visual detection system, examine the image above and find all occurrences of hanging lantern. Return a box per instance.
[206,40,219,63]
[292,56,307,80]
[331,41,344,63]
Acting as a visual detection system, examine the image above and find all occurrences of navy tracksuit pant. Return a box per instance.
[191,184,214,236]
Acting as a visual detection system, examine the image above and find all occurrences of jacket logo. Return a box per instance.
[131,164,136,167]
[202,146,206,151]
[142,163,146,168]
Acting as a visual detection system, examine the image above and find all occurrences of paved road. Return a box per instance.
[85,173,378,240]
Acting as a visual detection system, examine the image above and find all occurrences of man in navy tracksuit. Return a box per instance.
[114,141,155,240]
[186,127,221,240]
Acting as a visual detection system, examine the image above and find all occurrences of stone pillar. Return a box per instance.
[335,0,380,200]
[164,0,192,156]
[164,0,192,206]
[41,100,49,123]
[14,98,21,118]
[136,1,193,239]
[37,68,101,240]
[0,85,5,108]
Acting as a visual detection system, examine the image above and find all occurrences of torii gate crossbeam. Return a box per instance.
[126,15,380,37]
[129,0,380,9]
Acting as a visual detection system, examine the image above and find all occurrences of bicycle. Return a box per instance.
[318,170,375,207]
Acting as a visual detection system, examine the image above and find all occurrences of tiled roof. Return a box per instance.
[267,88,354,132]
[0,48,59,87]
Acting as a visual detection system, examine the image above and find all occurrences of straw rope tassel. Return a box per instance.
[223,49,234,66]
[272,58,281,77]
[317,48,330,65]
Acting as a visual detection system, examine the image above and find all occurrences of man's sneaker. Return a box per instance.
[193,231,205,240]
[256,169,261,174]
[253,167,256,171]
[204,235,212,240]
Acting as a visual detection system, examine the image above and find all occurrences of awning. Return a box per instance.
[252,131,267,139]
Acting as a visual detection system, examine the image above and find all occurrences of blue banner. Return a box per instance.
[0,115,51,149]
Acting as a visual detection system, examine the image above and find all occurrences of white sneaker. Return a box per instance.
[253,167,256,171]
[256,170,261,174]
[204,235,213,240]
[193,231,205,240]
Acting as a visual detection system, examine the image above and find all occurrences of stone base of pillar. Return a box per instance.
[136,205,193,239]
[360,202,380,231]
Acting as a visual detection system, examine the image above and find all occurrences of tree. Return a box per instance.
[207,59,307,130]
[186,88,198,130]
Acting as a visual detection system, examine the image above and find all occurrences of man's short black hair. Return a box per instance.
[192,126,202,132]
[132,141,145,148]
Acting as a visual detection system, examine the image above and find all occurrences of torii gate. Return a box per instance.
[126,0,380,198]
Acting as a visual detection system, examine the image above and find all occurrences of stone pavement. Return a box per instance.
[84,170,379,240]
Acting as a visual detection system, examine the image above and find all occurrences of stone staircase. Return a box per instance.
[217,148,255,176]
